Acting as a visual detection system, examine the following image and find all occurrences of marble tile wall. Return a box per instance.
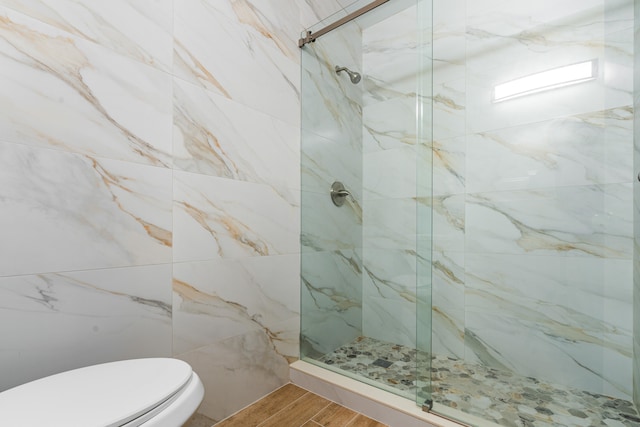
[431,0,636,401]
[0,0,331,421]
[0,1,175,395]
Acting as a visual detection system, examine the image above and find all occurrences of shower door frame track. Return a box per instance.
[298,0,391,47]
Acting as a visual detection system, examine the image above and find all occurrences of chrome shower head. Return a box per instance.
[335,65,361,84]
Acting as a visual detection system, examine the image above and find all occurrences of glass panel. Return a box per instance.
[300,0,433,403]
[416,0,434,409]
[300,11,364,362]
[428,0,638,425]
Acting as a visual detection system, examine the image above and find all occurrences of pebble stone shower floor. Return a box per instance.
[316,337,640,427]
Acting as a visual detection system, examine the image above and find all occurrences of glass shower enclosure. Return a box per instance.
[299,0,434,410]
[300,0,640,426]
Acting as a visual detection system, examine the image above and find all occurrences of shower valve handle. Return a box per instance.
[330,181,351,207]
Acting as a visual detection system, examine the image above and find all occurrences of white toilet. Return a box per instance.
[0,358,204,427]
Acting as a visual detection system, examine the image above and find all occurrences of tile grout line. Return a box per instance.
[341,412,361,427]
[304,401,333,427]
[254,391,316,427]
[213,382,298,425]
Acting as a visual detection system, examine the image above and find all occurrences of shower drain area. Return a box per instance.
[316,336,640,427]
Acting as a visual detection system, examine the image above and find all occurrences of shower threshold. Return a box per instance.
[301,336,640,427]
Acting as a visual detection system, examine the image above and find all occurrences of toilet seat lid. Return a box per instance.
[0,358,193,427]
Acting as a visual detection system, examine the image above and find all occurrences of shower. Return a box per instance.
[299,0,639,426]
[334,65,361,84]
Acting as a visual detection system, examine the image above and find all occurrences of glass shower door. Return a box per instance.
[299,0,434,406]
[426,0,639,425]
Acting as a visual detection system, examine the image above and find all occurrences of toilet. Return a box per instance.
[0,358,204,427]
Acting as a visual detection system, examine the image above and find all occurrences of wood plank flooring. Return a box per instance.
[214,384,389,427]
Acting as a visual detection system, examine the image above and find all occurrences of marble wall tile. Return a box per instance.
[465,1,606,71]
[172,255,300,360]
[173,0,300,126]
[235,0,302,49]
[0,6,172,166]
[433,136,465,197]
[465,184,633,259]
[362,247,417,302]
[363,96,423,153]
[361,244,433,350]
[465,252,633,399]
[432,79,466,141]
[298,0,347,31]
[0,0,173,71]
[0,142,172,276]
[432,250,465,310]
[465,0,632,37]
[464,311,632,399]
[301,27,362,148]
[0,0,304,419]
[363,198,416,250]
[176,329,290,421]
[432,305,465,359]
[0,264,172,391]
[361,4,427,106]
[301,130,362,199]
[605,0,635,33]
[173,171,299,263]
[466,107,633,194]
[301,189,361,253]
[173,78,300,191]
[363,146,418,200]
[363,295,416,349]
[432,0,465,84]
[427,195,465,252]
[363,145,424,201]
[604,27,634,123]
[301,250,362,356]
[466,253,632,330]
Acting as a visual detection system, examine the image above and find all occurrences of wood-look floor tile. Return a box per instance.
[346,414,389,427]
[215,384,308,427]
[258,392,332,427]
[312,402,359,426]
[301,421,323,426]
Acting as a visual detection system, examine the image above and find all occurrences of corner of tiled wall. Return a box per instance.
[170,0,306,420]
